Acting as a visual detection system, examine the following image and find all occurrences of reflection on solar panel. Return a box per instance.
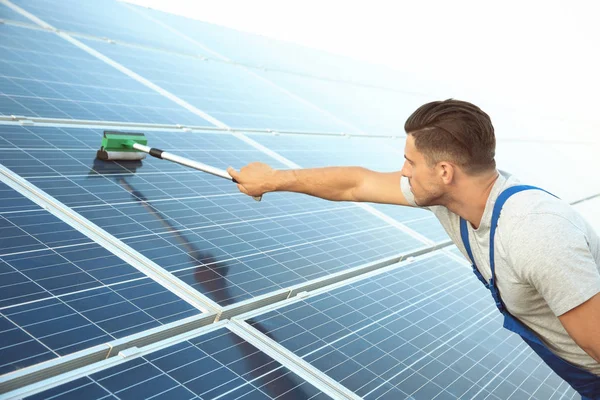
[26,325,329,400]
[0,181,201,375]
[0,0,581,399]
[245,253,576,399]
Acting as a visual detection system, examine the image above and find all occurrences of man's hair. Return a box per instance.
[404,99,496,174]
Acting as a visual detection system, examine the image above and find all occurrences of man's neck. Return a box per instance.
[445,170,500,229]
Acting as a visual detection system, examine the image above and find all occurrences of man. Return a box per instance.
[227,99,600,398]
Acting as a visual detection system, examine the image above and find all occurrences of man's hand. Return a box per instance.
[227,162,278,197]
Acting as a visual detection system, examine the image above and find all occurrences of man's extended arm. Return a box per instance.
[227,162,413,206]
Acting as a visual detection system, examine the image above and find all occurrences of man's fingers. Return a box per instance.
[237,184,249,195]
[227,166,239,181]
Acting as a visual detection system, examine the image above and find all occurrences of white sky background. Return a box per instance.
[125,0,600,132]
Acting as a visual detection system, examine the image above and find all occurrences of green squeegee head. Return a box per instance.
[96,131,148,161]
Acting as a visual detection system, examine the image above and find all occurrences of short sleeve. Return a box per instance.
[400,176,418,207]
[506,213,600,316]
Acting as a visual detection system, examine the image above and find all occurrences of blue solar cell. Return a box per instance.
[247,252,577,399]
[81,38,358,133]
[0,24,210,125]
[26,327,329,400]
[0,181,201,375]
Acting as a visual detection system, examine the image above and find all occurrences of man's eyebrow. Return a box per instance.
[404,155,414,163]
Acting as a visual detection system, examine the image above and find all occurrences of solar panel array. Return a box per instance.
[0,0,587,399]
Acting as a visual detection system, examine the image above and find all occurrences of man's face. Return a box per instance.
[401,135,445,207]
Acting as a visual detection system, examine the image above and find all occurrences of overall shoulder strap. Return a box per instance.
[489,185,557,278]
[459,218,476,266]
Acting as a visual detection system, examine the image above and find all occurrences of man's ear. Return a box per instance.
[438,162,455,184]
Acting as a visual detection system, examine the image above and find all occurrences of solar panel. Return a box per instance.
[0,181,202,375]
[25,325,329,400]
[0,24,209,125]
[244,252,578,399]
[78,38,360,133]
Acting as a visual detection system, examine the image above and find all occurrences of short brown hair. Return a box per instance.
[404,99,496,174]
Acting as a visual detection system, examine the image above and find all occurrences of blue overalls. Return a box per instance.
[459,185,600,399]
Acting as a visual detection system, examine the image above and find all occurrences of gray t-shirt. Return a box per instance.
[401,171,600,375]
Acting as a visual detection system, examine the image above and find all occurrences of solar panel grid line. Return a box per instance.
[228,320,357,400]
[1,319,230,399]
[553,381,579,400]
[1,313,60,360]
[285,242,456,298]
[252,296,498,400]
[468,344,545,400]
[1,294,118,358]
[97,204,359,245]
[216,249,422,321]
[232,251,468,325]
[364,310,504,398]
[243,251,578,399]
[0,164,221,314]
[306,305,499,400]
[256,271,476,363]
[359,307,506,399]
[2,115,409,139]
[0,117,205,132]
[165,223,388,276]
[165,225,404,307]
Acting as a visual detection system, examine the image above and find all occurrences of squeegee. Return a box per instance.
[96,131,261,201]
